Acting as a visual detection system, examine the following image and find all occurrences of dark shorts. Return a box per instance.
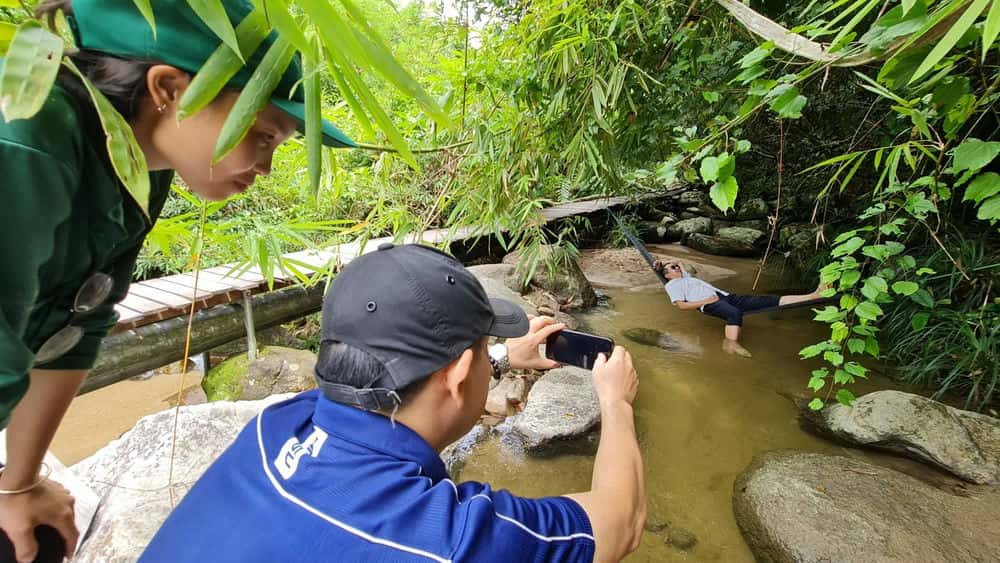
[700,293,780,326]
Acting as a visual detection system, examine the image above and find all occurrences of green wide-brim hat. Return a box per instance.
[68,0,356,148]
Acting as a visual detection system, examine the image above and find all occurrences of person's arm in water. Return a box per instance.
[566,347,645,563]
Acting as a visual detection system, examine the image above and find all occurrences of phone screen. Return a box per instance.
[545,329,615,370]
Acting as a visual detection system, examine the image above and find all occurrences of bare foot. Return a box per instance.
[722,339,752,358]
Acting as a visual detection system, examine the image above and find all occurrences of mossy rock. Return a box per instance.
[202,346,317,402]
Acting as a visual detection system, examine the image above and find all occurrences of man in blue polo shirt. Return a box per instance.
[142,243,645,562]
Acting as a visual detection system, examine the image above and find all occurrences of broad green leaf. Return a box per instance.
[717,152,736,179]
[964,172,1000,204]
[909,0,991,83]
[700,156,719,182]
[709,176,738,212]
[865,336,880,357]
[303,35,323,197]
[831,321,850,342]
[977,194,1000,222]
[252,0,309,52]
[808,398,825,411]
[831,236,864,257]
[814,306,846,322]
[702,91,720,103]
[836,388,856,406]
[178,8,270,120]
[984,0,1000,56]
[855,301,883,320]
[891,281,919,295]
[808,375,826,391]
[800,342,834,358]
[840,269,862,288]
[833,368,851,384]
[735,139,752,153]
[847,338,866,354]
[0,22,14,55]
[738,43,772,68]
[213,36,296,164]
[862,276,884,300]
[911,312,930,331]
[63,60,150,216]
[769,85,807,119]
[840,294,858,310]
[910,288,934,307]
[0,21,64,122]
[953,139,1000,173]
[132,0,156,37]
[902,0,917,14]
[187,0,245,62]
[844,362,868,378]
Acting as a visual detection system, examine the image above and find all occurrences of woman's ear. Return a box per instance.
[145,65,191,114]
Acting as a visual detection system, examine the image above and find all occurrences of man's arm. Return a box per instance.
[673,295,719,311]
[565,347,644,563]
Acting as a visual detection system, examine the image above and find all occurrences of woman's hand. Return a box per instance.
[0,478,78,562]
[506,315,565,371]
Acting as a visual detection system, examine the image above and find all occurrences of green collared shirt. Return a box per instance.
[0,65,173,428]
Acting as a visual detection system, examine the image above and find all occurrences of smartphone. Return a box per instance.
[545,329,615,370]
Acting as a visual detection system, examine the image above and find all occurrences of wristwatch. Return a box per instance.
[488,343,510,379]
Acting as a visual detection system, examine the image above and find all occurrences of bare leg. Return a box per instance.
[722,325,752,357]
[778,288,822,307]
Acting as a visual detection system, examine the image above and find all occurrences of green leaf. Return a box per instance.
[910,288,934,307]
[735,139,752,153]
[769,86,807,119]
[840,269,862,288]
[916,267,936,276]
[700,156,719,182]
[847,338,866,354]
[213,35,297,164]
[865,336,880,357]
[808,398,825,411]
[977,195,1000,222]
[739,44,772,68]
[130,0,157,36]
[840,294,859,310]
[836,388,857,406]
[844,362,868,378]
[63,60,149,216]
[808,374,826,391]
[186,0,245,62]
[800,341,834,358]
[833,368,851,385]
[832,236,865,257]
[909,0,991,83]
[0,21,64,122]
[824,350,845,366]
[855,301,884,321]
[303,35,323,197]
[965,172,1000,204]
[896,255,917,270]
[984,0,1000,56]
[0,22,14,56]
[911,312,930,331]
[953,139,1000,174]
[901,0,917,14]
[831,321,849,342]
[717,152,736,180]
[252,0,309,52]
[178,8,270,120]
[709,176,739,212]
[891,281,919,295]
[702,91,720,103]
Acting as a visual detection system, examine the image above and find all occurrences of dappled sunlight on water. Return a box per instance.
[459,249,903,561]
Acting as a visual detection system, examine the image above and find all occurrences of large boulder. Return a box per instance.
[779,223,821,252]
[733,450,1000,563]
[637,220,668,243]
[202,346,317,402]
[72,396,292,562]
[800,390,1000,484]
[501,246,597,311]
[513,366,600,449]
[735,197,769,220]
[665,217,712,242]
[467,263,539,316]
[485,376,530,416]
[677,190,708,207]
[622,327,702,355]
[686,227,765,257]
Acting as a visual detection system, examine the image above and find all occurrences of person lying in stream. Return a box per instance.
[653,260,825,357]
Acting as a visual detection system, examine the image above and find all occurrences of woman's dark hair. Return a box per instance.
[316,341,429,411]
[36,1,156,122]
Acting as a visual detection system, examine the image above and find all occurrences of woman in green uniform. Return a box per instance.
[0,1,353,559]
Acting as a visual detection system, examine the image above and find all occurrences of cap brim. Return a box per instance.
[487,298,530,339]
[271,97,357,148]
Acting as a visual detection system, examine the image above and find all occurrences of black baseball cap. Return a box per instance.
[316,243,529,410]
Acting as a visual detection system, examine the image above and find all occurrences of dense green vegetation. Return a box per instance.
[2,0,997,410]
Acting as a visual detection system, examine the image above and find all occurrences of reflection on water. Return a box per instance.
[459,250,901,562]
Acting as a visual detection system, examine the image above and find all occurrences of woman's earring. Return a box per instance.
[157,104,167,113]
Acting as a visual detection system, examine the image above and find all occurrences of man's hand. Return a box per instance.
[653,260,665,273]
[506,315,565,371]
[0,478,78,562]
[591,346,639,407]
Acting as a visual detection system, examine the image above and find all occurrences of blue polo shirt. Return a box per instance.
[141,390,595,562]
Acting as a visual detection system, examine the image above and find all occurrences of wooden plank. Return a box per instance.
[193,269,260,291]
[202,265,265,284]
[168,273,238,294]
[140,277,213,300]
[114,304,143,324]
[128,283,196,308]
[119,293,170,315]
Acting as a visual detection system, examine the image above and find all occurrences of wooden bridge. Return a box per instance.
[86,193,665,392]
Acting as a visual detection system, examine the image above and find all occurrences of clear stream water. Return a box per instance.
[458,248,903,562]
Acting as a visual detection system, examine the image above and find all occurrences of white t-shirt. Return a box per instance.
[665,274,728,303]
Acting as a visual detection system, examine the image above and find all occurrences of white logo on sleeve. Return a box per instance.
[274,426,329,480]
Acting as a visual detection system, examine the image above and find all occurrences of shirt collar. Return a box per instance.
[311,394,448,481]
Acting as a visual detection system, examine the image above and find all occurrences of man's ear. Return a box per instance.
[440,349,476,408]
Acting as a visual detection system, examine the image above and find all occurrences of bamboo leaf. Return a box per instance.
[131,0,157,37]
[303,35,323,197]
[178,8,270,120]
[325,55,375,139]
[0,21,15,55]
[213,35,296,164]
[909,0,991,83]
[0,21,64,122]
[64,60,150,217]
[186,0,245,62]
[252,0,309,52]
[983,0,1000,57]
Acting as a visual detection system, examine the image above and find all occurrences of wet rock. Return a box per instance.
[202,346,316,402]
[800,390,1000,484]
[465,263,521,293]
[678,191,708,207]
[736,197,769,220]
[779,223,821,252]
[467,264,539,316]
[659,213,679,225]
[733,450,1000,563]
[502,246,597,311]
[638,220,667,243]
[686,227,765,257]
[667,527,698,551]
[734,219,769,232]
[665,217,712,242]
[513,366,600,450]
[72,396,292,563]
[622,328,700,354]
[440,425,485,475]
[485,376,529,416]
